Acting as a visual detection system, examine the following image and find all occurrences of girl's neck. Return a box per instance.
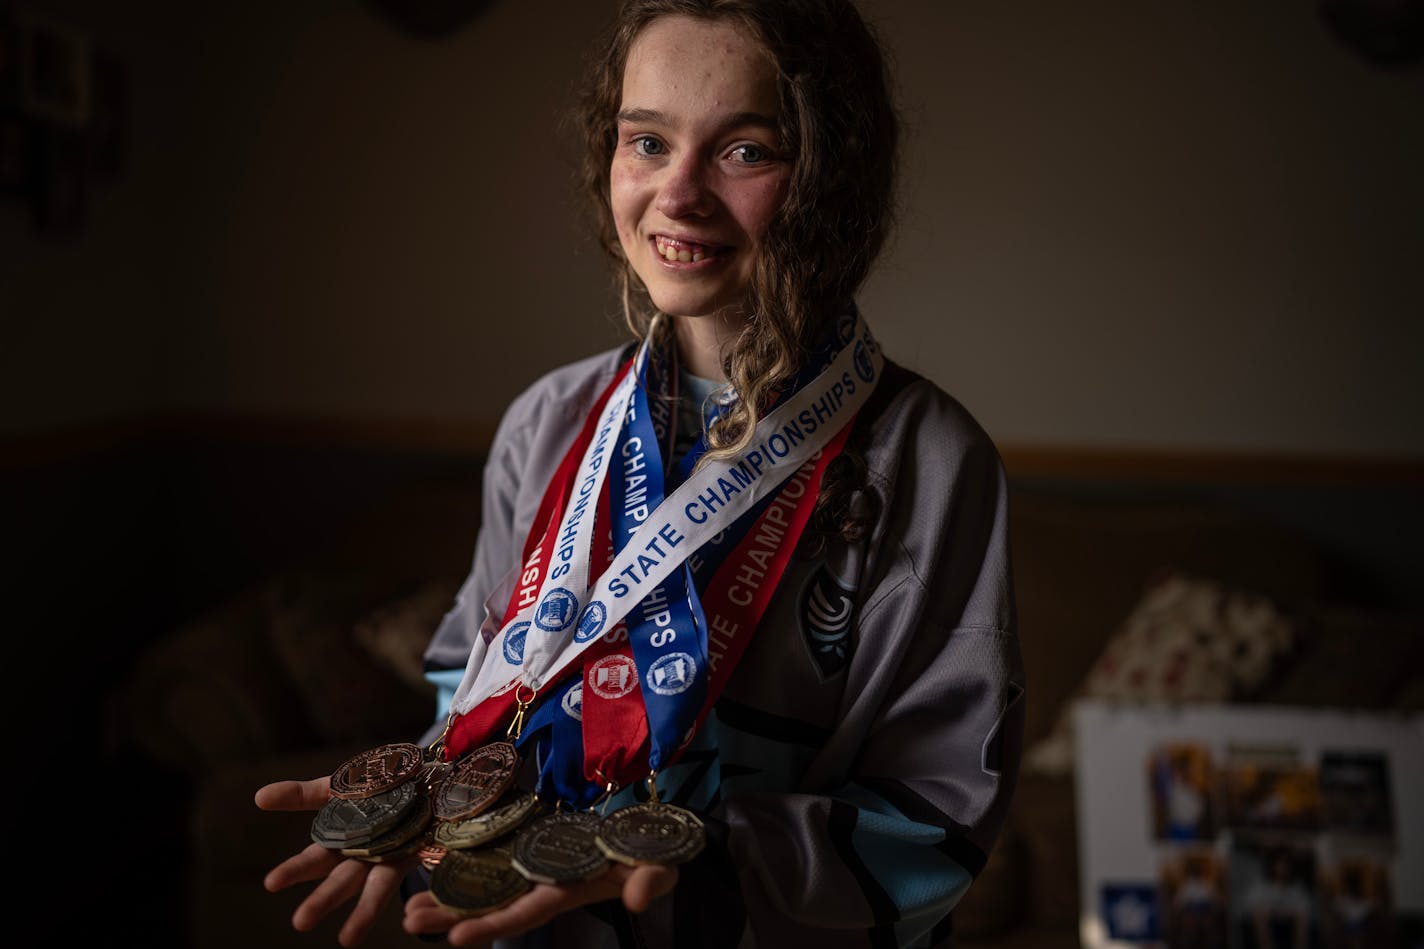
[672,310,743,382]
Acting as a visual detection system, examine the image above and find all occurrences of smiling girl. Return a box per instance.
[258,3,1024,947]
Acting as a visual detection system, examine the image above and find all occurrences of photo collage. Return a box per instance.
[1147,741,1405,949]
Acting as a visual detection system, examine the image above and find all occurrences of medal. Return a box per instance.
[419,841,449,872]
[432,741,519,822]
[329,742,425,800]
[433,790,539,851]
[429,846,533,918]
[311,779,420,850]
[596,801,705,867]
[510,810,609,885]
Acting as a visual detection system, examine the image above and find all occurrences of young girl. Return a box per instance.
[258,2,1024,946]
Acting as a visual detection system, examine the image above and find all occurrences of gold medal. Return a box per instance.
[434,790,539,850]
[511,810,609,884]
[429,846,532,918]
[596,801,705,867]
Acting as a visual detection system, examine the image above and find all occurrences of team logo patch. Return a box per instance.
[588,655,638,700]
[646,652,697,696]
[561,682,584,722]
[534,588,579,632]
[574,600,608,643]
[852,340,874,384]
[800,562,855,680]
[502,621,530,665]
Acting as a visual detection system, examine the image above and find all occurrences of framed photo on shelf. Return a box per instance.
[1073,700,1423,949]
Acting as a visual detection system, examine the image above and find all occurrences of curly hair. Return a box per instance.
[573,0,900,543]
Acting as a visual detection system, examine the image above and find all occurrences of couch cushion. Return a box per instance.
[1007,488,1326,749]
[262,571,437,746]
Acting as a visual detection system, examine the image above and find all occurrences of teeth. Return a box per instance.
[656,236,712,263]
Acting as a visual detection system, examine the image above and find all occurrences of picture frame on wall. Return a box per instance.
[16,9,90,129]
[0,109,34,197]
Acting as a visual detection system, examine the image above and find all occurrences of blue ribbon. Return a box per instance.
[515,675,600,809]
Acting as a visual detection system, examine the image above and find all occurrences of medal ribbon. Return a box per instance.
[515,674,600,808]
[586,347,710,779]
[584,311,880,785]
[694,425,852,730]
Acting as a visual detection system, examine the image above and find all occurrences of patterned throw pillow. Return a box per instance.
[1022,571,1297,776]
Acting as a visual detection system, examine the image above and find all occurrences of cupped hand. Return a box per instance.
[403,862,678,947]
[256,776,414,948]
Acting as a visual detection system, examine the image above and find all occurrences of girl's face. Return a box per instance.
[610,15,790,328]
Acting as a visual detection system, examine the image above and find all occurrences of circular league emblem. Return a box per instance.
[835,310,856,346]
[534,588,579,632]
[574,600,608,643]
[561,682,584,722]
[853,340,874,384]
[588,655,638,700]
[502,621,530,665]
[646,652,697,696]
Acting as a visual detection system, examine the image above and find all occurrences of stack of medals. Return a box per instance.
[311,739,707,919]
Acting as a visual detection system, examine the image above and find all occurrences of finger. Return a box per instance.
[406,885,589,944]
[443,878,627,947]
[291,857,370,932]
[403,891,465,936]
[336,861,408,948]
[620,864,679,913]
[266,843,343,892]
[256,776,332,811]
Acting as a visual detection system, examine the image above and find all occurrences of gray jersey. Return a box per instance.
[421,342,1025,948]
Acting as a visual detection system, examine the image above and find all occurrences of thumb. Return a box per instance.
[621,864,679,914]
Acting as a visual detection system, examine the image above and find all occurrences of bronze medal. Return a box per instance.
[434,790,539,851]
[595,802,706,867]
[432,741,519,822]
[429,846,533,918]
[329,742,426,800]
[511,810,609,885]
[311,779,420,849]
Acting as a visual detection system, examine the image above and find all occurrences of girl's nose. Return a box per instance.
[655,155,715,219]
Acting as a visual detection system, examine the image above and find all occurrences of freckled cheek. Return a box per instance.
[609,165,649,245]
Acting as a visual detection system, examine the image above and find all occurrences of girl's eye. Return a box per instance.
[631,136,665,157]
[729,143,772,164]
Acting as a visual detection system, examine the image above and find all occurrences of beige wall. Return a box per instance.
[4,0,1421,458]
